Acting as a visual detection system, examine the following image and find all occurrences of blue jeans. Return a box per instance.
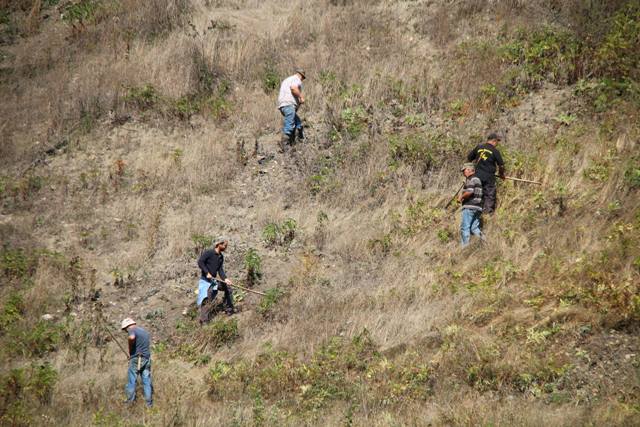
[280,105,302,136]
[126,356,153,406]
[460,208,483,246]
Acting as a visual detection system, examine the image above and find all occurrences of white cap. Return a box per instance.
[121,318,136,330]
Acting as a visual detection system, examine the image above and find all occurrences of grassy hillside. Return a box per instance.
[1,0,639,425]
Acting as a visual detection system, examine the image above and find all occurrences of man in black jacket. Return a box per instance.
[197,238,235,324]
[467,133,506,214]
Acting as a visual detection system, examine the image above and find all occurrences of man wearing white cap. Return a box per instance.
[121,318,153,407]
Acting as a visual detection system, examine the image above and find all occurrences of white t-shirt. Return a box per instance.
[277,75,303,108]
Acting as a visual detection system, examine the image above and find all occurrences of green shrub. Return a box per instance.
[0,292,24,330]
[437,228,453,243]
[125,84,159,109]
[341,106,368,138]
[280,218,297,244]
[594,3,640,81]
[389,134,433,168]
[15,321,61,357]
[262,223,280,247]
[499,27,583,88]
[262,219,298,247]
[258,288,285,319]
[244,248,262,286]
[203,318,239,348]
[29,363,58,404]
[62,0,100,28]
[624,158,640,188]
[191,234,213,253]
[262,67,279,93]
[0,248,36,279]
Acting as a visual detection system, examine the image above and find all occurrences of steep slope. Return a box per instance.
[1,0,639,426]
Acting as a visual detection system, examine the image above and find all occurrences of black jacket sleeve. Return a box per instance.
[467,146,478,162]
[494,148,505,167]
[198,250,211,275]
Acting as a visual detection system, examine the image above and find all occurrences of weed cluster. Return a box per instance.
[262,218,297,248]
[205,330,431,418]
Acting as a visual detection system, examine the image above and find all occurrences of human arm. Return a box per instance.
[128,333,135,358]
[291,84,304,104]
[458,190,473,203]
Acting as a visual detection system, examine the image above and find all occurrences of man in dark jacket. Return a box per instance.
[467,132,506,214]
[197,238,234,324]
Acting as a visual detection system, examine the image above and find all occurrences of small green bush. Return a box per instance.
[15,321,62,357]
[1,248,36,279]
[262,223,280,247]
[62,0,100,28]
[258,288,285,319]
[624,158,640,188]
[280,218,297,244]
[262,219,298,247]
[437,228,453,243]
[389,134,433,168]
[203,319,239,348]
[0,292,24,330]
[125,84,159,109]
[191,234,214,253]
[341,106,368,138]
[244,248,262,286]
[262,67,279,93]
[29,363,58,404]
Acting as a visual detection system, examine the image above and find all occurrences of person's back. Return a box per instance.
[278,74,303,108]
[130,326,151,359]
[468,142,503,183]
[467,133,505,214]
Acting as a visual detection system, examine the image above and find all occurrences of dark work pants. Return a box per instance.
[199,282,234,324]
[482,180,497,214]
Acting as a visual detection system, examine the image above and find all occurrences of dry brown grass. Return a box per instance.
[1,0,640,425]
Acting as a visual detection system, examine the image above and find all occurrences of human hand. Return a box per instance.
[206,272,213,279]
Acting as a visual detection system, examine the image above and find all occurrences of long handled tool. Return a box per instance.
[97,317,129,358]
[498,175,542,185]
[444,182,465,208]
[213,279,267,297]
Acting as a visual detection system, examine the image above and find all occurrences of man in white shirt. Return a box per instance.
[277,69,306,151]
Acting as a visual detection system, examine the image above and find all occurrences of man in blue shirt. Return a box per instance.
[121,318,153,407]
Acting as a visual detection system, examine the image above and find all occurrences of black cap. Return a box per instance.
[487,132,501,141]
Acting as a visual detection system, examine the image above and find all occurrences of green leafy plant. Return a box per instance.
[262,66,279,93]
[262,223,280,247]
[280,218,297,244]
[203,318,239,348]
[258,288,285,319]
[340,106,368,138]
[0,292,24,330]
[244,248,262,286]
[191,234,213,253]
[125,84,159,109]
